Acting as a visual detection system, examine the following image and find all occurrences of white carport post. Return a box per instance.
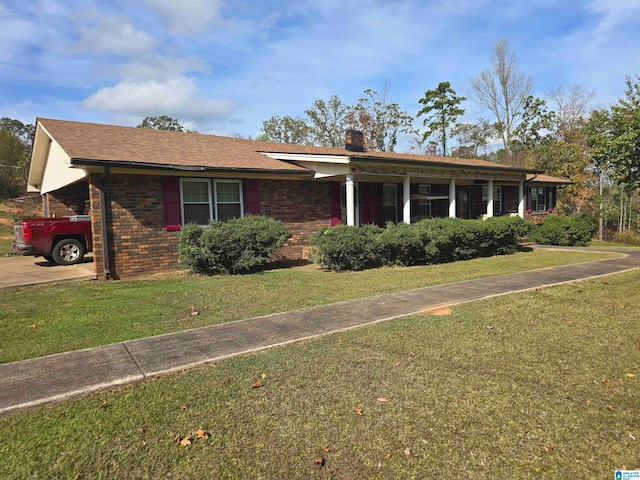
[448,178,456,218]
[402,176,411,224]
[518,180,525,219]
[346,174,356,226]
[486,179,494,218]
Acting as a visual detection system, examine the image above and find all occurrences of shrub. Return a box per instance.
[312,216,528,271]
[309,224,382,271]
[529,214,597,247]
[376,222,422,266]
[177,215,291,275]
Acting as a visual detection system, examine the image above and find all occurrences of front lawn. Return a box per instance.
[0,269,638,478]
[0,250,616,363]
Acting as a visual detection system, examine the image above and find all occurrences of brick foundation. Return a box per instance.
[525,212,549,224]
[45,180,90,217]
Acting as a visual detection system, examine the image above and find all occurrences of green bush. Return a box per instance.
[529,214,597,247]
[376,222,422,266]
[309,224,382,271]
[177,215,291,275]
[312,216,528,271]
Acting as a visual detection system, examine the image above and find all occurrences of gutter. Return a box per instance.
[70,158,312,176]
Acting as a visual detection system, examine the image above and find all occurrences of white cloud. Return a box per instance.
[118,56,206,81]
[78,14,157,56]
[587,0,640,35]
[144,0,224,34]
[82,76,235,121]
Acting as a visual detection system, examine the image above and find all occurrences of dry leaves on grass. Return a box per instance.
[314,456,325,467]
[252,381,262,389]
[354,407,363,416]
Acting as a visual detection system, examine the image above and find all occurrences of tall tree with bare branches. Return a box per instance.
[471,39,533,166]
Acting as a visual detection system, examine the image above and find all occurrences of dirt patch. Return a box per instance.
[420,306,452,316]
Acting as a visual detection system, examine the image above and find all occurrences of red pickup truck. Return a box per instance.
[13,215,93,265]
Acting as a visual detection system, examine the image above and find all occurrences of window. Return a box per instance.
[214,180,244,221]
[530,187,547,213]
[180,178,212,225]
[383,184,397,223]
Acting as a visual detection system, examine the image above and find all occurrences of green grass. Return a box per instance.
[0,250,617,364]
[0,224,14,256]
[1,269,639,478]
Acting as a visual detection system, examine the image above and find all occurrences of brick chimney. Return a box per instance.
[344,129,365,152]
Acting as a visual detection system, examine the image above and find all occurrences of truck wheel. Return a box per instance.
[52,239,85,265]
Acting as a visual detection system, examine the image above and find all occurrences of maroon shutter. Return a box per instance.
[373,183,384,226]
[361,183,372,225]
[330,182,342,226]
[163,177,182,231]
[244,179,260,215]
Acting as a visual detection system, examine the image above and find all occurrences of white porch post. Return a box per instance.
[486,179,494,218]
[346,174,355,226]
[403,176,411,224]
[449,178,456,218]
[518,180,525,219]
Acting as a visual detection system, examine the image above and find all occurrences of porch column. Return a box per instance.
[518,181,525,219]
[402,176,411,224]
[486,179,494,218]
[346,174,356,226]
[449,178,456,218]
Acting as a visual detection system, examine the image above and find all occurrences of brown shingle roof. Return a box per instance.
[38,118,541,174]
[527,174,573,185]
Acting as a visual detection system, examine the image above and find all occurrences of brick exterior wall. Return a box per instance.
[89,173,179,279]
[258,179,331,259]
[86,174,331,279]
[525,212,549,224]
[45,180,90,217]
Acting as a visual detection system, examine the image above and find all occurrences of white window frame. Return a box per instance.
[180,178,213,226]
[383,183,398,223]
[213,179,244,221]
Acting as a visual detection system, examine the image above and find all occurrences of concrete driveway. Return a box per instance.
[0,255,95,290]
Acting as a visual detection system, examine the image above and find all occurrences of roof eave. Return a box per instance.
[350,155,542,174]
[70,158,312,176]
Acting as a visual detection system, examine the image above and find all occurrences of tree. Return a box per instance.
[0,118,35,198]
[450,119,494,158]
[471,39,533,166]
[305,95,349,147]
[416,81,465,156]
[260,115,312,145]
[550,85,593,142]
[345,85,416,152]
[137,115,196,132]
[586,76,640,189]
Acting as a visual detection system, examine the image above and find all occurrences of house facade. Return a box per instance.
[29,119,570,279]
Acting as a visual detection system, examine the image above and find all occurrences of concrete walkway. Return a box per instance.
[2,247,640,415]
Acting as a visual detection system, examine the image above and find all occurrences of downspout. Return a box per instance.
[99,167,111,279]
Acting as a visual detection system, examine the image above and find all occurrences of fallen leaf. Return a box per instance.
[99,401,109,409]
[180,437,192,447]
[181,403,189,409]
[30,324,36,329]
[173,435,181,443]
[629,433,637,440]
[626,373,636,378]
[384,454,391,460]
[529,320,537,326]
[377,398,388,403]
[487,325,495,330]
[544,444,553,453]
[602,378,611,387]
[354,407,363,416]
[607,405,614,411]
[191,311,199,316]
[261,373,267,379]
[314,456,325,467]
[395,362,402,367]
[410,352,415,357]
[472,385,479,392]
[252,381,262,389]
[620,305,626,309]
[321,446,331,453]
[540,379,547,386]
[507,308,512,312]
[566,320,573,325]
[196,429,209,439]
[404,448,411,456]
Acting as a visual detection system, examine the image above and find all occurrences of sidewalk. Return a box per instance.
[2,247,640,415]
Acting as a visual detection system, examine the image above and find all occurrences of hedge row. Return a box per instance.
[310,216,530,271]
[529,214,597,247]
[177,215,291,274]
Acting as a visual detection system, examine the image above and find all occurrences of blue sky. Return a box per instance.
[1,0,640,150]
